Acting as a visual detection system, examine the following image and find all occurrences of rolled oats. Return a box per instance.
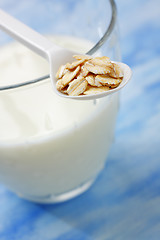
[56,79,64,91]
[66,59,85,70]
[73,55,92,61]
[67,77,88,96]
[95,75,122,87]
[88,56,112,67]
[86,73,102,87]
[61,65,80,87]
[55,55,124,96]
[84,62,111,75]
[83,86,111,95]
[56,65,67,79]
[80,65,89,77]
[109,63,124,78]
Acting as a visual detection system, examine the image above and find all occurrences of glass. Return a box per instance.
[0,0,121,203]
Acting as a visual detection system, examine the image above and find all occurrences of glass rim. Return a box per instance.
[0,0,117,91]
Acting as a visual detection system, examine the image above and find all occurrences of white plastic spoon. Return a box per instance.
[0,9,132,100]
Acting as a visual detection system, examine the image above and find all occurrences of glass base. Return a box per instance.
[18,178,95,204]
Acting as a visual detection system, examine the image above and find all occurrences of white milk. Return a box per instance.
[0,37,119,203]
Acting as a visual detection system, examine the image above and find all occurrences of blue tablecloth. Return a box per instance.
[0,0,160,239]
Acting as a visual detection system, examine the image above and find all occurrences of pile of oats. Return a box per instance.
[55,55,124,96]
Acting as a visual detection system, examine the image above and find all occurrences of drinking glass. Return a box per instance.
[0,0,121,203]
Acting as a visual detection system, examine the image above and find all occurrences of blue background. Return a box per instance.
[0,0,160,239]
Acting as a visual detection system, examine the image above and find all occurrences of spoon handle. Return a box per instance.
[0,9,56,59]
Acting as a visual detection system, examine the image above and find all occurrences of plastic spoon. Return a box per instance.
[0,9,132,100]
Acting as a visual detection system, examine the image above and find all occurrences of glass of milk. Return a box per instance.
[0,0,121,203]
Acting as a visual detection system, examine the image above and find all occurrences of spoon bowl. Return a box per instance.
[51,60,132,100]
[0,9,132,100]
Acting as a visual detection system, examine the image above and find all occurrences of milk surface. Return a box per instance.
[0,37,119,202]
